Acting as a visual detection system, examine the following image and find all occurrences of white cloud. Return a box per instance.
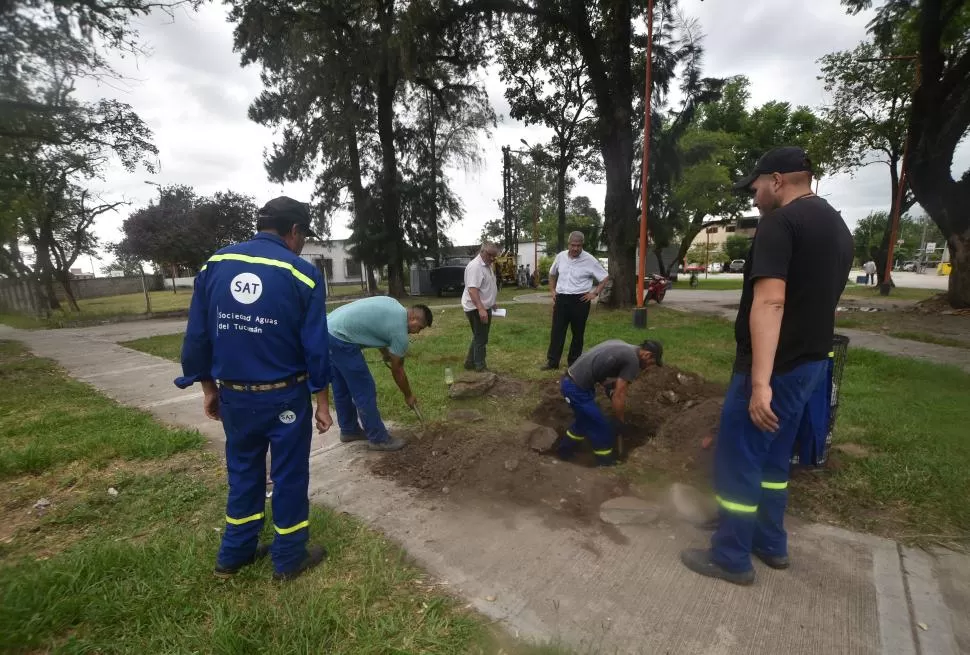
[69,1,968,274]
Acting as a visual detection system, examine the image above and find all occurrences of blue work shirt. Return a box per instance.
[175,232,330,393]
[327,296,410,357]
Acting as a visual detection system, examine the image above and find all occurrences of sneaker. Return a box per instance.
[754,550,790,570]
[272,545,327,582]
[214,543,270,579]
[369,436,407,452]
[339,431,367,443]
[680,548,755,586]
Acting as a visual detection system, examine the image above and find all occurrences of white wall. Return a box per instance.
[516,241,548,270]
[300,240,371,285]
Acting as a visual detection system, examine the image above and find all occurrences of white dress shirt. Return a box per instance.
[550,250,608,294]
[461,255,498,312]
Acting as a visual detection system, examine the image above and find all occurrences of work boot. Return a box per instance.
[339,430,367,443]
[214,543,270,579]
[369,435,407,452]
[680,548,755,586]
[754,550,790,570]
[272,546,327,582]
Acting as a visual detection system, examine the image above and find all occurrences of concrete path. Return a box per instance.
[2,320,967,655]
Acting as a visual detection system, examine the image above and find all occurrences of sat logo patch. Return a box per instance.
[230,272,263,305]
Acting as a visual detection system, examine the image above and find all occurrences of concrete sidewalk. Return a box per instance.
[2,321,966,655]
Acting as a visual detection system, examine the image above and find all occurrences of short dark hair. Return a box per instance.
[413,304,433,328]
[639,339,664,366]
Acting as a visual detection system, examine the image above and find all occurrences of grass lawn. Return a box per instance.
[0,290,193,330]
[670,277,744,291]
[124,302,970,542]
[0,341,564,654]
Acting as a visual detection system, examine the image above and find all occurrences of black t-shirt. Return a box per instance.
[734,195,854,375]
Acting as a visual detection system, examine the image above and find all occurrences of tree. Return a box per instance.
[498,14,598,252]
[116,186,257,288]
[686,242,722,267]
[443,0,696,307]
[231,0,491,297]
[480,218,504,243]
[841,0,970,307]
[724,234,750,262]
[817,38,915,284]
[853,210,945,265]
[534,195,604,255]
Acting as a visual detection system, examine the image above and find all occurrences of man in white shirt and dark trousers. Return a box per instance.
[462,242,500,372]
[542,231,610,371]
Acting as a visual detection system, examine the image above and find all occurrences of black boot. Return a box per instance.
[273,545,328,582]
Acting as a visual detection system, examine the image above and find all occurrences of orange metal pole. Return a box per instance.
[636,0,654,308]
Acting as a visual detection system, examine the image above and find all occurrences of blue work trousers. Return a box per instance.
[559,376,615,463]
[217,384,312,575]
[329,336,390,444]
[711,360,827,573]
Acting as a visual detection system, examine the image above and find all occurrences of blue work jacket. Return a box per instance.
[175,232,330,393]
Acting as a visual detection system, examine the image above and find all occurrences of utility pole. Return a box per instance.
[634,0,654,328]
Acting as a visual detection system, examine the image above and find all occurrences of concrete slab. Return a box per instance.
[4,320,967,655]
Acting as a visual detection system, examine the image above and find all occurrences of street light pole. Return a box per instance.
[633,0,654,328]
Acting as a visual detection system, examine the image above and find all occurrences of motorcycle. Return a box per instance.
[598,273,669,304]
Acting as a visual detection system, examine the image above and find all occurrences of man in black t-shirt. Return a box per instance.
[680,146,853,586]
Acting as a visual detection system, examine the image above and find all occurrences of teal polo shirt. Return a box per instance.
[327,296,410,357]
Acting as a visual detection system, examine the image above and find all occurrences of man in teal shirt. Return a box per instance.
[328,296,433,451]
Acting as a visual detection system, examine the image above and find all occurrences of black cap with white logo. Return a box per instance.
[733,146,813,193]
[258,196,317,238]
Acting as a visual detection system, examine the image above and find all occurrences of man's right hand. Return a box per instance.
[478,307,489,323]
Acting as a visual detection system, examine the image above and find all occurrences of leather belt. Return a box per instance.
[220,373,308,393]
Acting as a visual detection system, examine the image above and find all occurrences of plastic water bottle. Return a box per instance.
[444,367,454,385]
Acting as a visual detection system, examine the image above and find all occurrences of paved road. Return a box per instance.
[2,320,966,655]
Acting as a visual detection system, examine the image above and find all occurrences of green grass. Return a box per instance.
[0,290,193,329]
[125,302,970,539]
[670,277,744,290]
[0,341,566,654]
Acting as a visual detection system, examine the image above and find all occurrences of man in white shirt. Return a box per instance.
[862,259,877,286]
[541,231,610,370]
[461,242,500,371]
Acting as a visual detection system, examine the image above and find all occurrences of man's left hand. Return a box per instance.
[581,290,598,303]
[749,384,779,432]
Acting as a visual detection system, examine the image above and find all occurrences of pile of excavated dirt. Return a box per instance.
[370,367,726,521]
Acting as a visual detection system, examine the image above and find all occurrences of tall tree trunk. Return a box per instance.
[948,230,970,309]
[876,156,902,285]
[376,1,405,298]
[346,121,377,295]
[55,271,81,312]
[556,163,567,252]
[600,131,637,307]
[652,244,669,277]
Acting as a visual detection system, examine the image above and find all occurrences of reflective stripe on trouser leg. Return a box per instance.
[711,361,827,572]
[217,388,270,569]
[268,388,313,575]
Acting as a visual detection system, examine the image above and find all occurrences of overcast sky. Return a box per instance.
[73,0,968,273]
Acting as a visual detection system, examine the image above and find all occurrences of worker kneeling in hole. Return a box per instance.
[559,339,663,466]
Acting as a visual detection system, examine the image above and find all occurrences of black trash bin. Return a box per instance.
[791,333,850,467]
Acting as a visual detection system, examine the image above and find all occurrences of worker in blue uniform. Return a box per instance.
[680,147,853,585]
[176,196,332,582]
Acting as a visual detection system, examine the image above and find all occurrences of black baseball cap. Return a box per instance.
[258,196,317,238]
[733,146,813,193]
[639,339,664,367]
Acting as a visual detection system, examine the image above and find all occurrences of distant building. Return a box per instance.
[690,215,760,250]
[299,239,379,287]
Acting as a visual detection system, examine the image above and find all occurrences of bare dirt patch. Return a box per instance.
[371,367,727,524]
